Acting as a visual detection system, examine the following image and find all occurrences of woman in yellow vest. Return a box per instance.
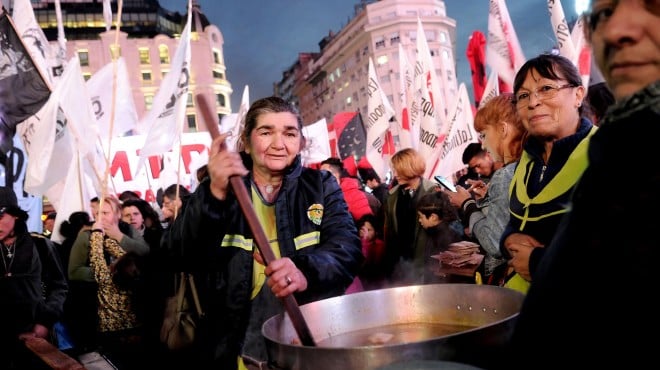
[500,54,596,294]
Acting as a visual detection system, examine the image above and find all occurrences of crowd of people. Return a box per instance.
[1,1,657,368]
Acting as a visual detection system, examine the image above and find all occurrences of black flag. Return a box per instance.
[0,12,50,155]
[334,111,366,161]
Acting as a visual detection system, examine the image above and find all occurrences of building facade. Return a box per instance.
[276,0,457,127]
[27,0,232,134]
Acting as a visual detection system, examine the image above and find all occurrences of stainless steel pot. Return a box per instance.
[262,284,524,370]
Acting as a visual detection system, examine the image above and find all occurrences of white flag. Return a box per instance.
[87,57,139,138]
[47,150,95,245]
[415,18,452,178]
[416,17,449,130]
[397,43,417,150]
[486,0,526,88]
[571,15,592,88]
[479,71,501,109]
[54,0,67,67]
[223,85,249,152]
[432,84,479,179]
[20,67,74,194]
[548,0,576,64]
[135,0,192,176]
[103,0,113,32]
[301,118,331,166]
[366,58,396,180]
[13,0,64,85]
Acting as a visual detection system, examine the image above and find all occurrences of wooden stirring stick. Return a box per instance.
[195,94,316,347]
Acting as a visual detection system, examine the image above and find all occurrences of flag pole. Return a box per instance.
[99,0,124,209]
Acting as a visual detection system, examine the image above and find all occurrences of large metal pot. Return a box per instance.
[262,284,524,370]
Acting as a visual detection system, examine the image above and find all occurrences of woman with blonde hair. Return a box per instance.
[68,195,149,368]
[382,148,441,286]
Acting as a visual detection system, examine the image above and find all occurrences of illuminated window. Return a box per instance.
[439,31,448,44]
[83,73,91,81]
[158,45,169,64]
[139,48,150,64]
[145,95,154,110]
[377,55,389,65]
[78,50,89,66]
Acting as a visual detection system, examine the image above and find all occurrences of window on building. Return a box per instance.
[213,70,224,79]
[139,48,150,64]
[78,50,89,66]
[346,96,352,106]
[216,93,226,107]
[439,31,448,44]
[145,94,154,110]
[187,94,194,107]
[187,114,197,131]
[83,73,91,81]
[390,32,400,45]
[159,45,169,64]
[162,70,169,78]
[375,36,385,49]
[141,71,152,81]
[213,50,221,64]
[377,55,389,65]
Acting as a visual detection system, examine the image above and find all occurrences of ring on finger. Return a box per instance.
[285,275,292,286]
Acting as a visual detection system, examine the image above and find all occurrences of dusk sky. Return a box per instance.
[159,0,582,114]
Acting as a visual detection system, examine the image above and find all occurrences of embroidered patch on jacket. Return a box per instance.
[307,204,324,225]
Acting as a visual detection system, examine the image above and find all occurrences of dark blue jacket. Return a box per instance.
[166,154,363,368]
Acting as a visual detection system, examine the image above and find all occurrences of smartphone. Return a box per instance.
[434,175,457,192]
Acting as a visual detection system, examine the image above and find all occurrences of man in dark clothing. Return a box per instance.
[0,187,68,369]
[358,167,389,207]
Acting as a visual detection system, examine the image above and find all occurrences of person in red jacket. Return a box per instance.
[320,157,375,223]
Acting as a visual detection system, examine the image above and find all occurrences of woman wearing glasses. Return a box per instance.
[499,53,596,294]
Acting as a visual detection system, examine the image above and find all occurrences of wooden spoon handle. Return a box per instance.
[195,94,316,346]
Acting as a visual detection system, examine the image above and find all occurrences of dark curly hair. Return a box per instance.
[416,191,458,222]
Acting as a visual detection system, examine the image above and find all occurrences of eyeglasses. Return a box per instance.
[0,207,5,217]
[514,84,575,109]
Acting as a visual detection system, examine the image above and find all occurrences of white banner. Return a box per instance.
[365,58,396,180]
[432,83,479,179]
[486,0,526,88]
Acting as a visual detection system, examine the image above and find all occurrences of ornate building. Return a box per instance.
[276,0,457,126]
[27,0,232,134]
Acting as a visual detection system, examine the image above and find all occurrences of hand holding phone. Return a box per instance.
[434,175,457,192]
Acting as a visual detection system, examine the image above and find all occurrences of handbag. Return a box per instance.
[160,272,205,350]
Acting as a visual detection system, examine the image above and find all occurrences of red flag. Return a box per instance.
[466,31,487,107]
